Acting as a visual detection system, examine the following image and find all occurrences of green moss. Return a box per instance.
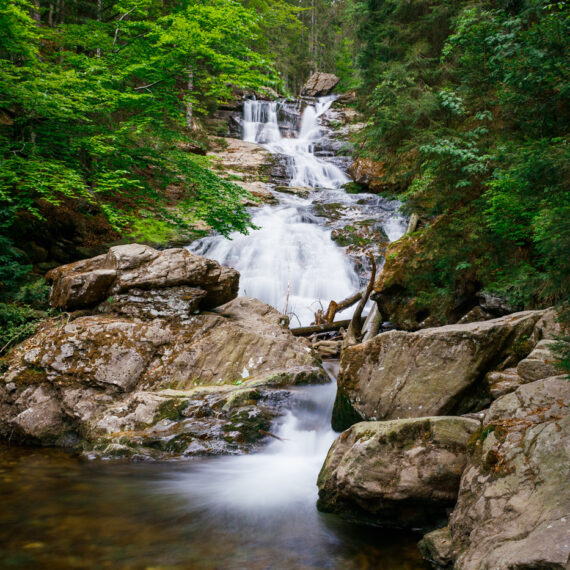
[16,365,47,385]
[223,408,270,443]
[331,389,363,432]
[343,182,365,194]
[153,399,189,423]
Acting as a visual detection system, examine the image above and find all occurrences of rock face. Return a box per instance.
[301,72,339,97]
[423,377,570,569]
[46,243,239,311]
[333,310,547,431]
[348,158,400,193]
[317,416,480,528]
[208,138,277,206]
[1,249,327,459]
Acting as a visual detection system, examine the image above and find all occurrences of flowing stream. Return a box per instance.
[0,97,427,569]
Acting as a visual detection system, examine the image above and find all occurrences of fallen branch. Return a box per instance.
[291,318,364,336]
[344,253,377,348]
[323,289,363,323]
[259,429,286,442]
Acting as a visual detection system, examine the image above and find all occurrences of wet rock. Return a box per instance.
[441,376,570,569]
[418,526,454,568]
[317,416,480,528]
[46,244,239,311]
[333,310,545,431]
[301,72,339,97]
[274,186,310,199]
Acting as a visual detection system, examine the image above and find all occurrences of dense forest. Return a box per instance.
[1,0,568,367]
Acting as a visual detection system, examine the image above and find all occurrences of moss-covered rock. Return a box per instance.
[334,310,546,428]
[317,416,480,529]
[1,271,328,459]
[434,376,570,569]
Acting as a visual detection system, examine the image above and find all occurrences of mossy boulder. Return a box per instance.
[317,416,480,529]
[432,376,570,569]
[1,262,328,458]
[333,310,546,431]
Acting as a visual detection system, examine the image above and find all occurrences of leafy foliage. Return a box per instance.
[352,0,569,333]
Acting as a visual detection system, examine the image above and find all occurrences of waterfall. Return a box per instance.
[190,96,360,326]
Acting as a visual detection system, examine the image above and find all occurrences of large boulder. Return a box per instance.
[317,416,480,528]
[333,310,547,431]
[2,248,327,458]
[46,244,239,311]
[301,72,339,97]
[421,376,570,569]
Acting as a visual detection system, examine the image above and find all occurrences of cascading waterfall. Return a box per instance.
[190,95,395,326]
[180,95,408,528]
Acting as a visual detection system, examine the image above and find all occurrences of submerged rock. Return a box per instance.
[333,310,546,431]
[1,249,328,459]
[317,416,480,529]
[428,376,570,569]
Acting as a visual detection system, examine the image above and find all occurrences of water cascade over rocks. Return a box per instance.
[0,95,427,569]
[190,96,407,326]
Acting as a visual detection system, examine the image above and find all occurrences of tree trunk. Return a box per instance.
[186,68,195,130]
[96,0,102,58]
[32,0,41,23]
[343,254,377,349]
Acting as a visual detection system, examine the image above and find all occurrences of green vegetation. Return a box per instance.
[350,0,569,356]
[1,0,567,368]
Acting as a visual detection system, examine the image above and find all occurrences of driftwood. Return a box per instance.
[344,253,377,348]
[313,339,342,357]
[259,429,286,442]
[362,303,382,342]
[291,318,363,336]
[323,290,363,323]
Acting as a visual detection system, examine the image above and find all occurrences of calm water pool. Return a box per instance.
[0,382,429,569]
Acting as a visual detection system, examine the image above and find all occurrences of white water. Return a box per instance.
[190,95,406,326]
[164,368,338,513]
[158,99,419,566]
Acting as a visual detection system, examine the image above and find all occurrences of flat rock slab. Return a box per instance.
[317,416,480,528]
[333,310,546,430]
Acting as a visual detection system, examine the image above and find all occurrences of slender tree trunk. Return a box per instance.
[32,0,41,23]
[186,68,194,130]
[96,0,102,57]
